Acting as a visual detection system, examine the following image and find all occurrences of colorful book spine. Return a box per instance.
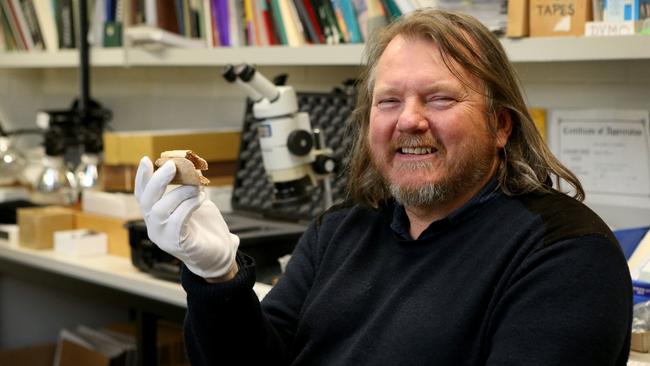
[259,0,279,45]
[302,0,325,43]
[339,0,362,43]
[216,0,230,45]
[293,0,318,43]
[243,0,257,45]
[269,0,288,44]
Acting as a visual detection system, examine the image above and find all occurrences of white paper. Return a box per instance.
[550,109,650,206]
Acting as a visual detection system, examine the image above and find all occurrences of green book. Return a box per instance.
[103,21,122,47]
[270,0,288,45]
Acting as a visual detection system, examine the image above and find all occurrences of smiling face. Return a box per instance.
[368,35,507,211]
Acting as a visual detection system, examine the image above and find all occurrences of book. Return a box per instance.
[283,0,306,46]
[311,0,334,44]
[380,0,402,19]
[19,0,45,50]
[228,0,245,46]
[209,0,221,46]
[393,0,416,14]
[11,0,34,49]
[89,0,106,47]
[183,0,192,37]
[145,0,157,26]
[157,0,180,34]
[339,0,362,43]
[269,0,288,44]
[214,0,230,45]
[0,6,19,51]
[243,0,256,45]
[188,0,202,38]
[320,0,343,43]
[352,0,369,41]
[174,0,185,35]
[253,0,271,45]
[330,0,350,42]
[301,0,325,43]
[56,0,76,49]
[2,1,27,50]
[257,0,278,45]
[0,18,5,50]
[32,0,58,51]
[202,0,213,47]
[293,0,318,43]
[365,0,388,36]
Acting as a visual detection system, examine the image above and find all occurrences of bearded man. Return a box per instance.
[135,9,632,366]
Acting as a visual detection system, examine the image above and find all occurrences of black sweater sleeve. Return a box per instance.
[181,253,286,365]
[484,234,632,366]
[181,221,323,365]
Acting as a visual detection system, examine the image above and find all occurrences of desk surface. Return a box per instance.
[0,243,272,307]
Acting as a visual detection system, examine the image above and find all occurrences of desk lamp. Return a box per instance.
[34,0,111,203]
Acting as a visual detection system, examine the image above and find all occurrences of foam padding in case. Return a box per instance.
[231,91,356,222]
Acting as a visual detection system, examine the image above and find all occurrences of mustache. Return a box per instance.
[389,135,445,153]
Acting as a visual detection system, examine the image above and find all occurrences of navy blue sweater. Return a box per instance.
[182,184,632,365]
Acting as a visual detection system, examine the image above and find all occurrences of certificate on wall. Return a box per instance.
[549,109,650,206]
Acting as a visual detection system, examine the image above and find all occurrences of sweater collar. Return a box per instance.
[388,178,501,241]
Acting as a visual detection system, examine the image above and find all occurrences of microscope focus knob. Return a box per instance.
[287,130,313,156]
[313,155,338,175]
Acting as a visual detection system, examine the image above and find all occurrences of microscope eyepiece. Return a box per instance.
[222,64,238,83]
[234,64,256,82]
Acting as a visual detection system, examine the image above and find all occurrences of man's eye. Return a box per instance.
[377,99,399,109]
[428,97,455,108]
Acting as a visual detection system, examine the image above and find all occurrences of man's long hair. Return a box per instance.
[347,9,584,209]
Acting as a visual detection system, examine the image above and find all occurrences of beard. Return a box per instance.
[374,136,496,209]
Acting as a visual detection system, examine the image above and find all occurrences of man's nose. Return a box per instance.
[397,100,428,132]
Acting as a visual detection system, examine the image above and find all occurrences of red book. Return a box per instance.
[261,0,279,45]
[302,0,325,44]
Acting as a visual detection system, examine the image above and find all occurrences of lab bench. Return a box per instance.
[0,243,271,365]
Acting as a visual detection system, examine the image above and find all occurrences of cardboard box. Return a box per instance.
[103,129,241,165]
[530,0,593,36]
[101,160,236,193]
[56,339,111,366]
[632,331,650,352]
[54,229,108,257]
[82,190,142,220]
[0,343,56,366]
[17,207,77,249]
[75,212,130,258]
[101,164,137,192]
[507,0,530,37]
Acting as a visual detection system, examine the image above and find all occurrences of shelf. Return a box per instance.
[0,48,125,68]
[502,35,650,62]
[0,243,272,305]
[0,35,649,68]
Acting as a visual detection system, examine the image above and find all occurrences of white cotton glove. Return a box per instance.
[134,156,240,279]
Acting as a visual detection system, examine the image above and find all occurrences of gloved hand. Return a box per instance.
[134,156,239,280]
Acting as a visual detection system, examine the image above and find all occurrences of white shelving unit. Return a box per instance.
[0,35,648,68]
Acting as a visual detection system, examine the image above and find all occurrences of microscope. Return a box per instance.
[222,64,339,207]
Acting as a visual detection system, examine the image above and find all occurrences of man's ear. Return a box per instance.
[495,109,513,149]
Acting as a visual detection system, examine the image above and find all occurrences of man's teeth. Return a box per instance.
[400,147,433,155]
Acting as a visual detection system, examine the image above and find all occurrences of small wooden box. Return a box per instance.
[17,207,77,249]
